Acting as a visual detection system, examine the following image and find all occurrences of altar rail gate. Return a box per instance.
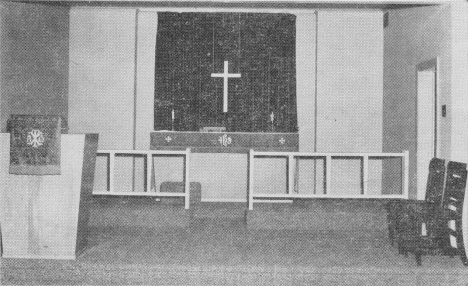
[248,150,409,210]
[92,149,409,210]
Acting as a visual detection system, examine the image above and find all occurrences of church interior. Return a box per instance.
[1,0,468,284]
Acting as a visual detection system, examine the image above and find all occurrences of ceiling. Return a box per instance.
[8,0,439,10]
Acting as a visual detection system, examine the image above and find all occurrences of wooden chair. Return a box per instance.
[386,158,446,247]
[398,161,468,266]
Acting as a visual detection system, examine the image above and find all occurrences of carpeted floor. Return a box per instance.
[2,199,468,285]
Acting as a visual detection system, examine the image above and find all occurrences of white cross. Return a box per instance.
[279,138,286,145]
[211,61,241,112]
[165,136,172,142]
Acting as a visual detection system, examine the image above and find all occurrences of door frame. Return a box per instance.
[416,58,439,200]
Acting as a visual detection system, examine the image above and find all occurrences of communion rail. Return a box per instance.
[93,148,191,209]
[248,150,409,210]
[92,148,409,210]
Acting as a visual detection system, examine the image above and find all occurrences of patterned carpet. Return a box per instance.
[2,199,468,285]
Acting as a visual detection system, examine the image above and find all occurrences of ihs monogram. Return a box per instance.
[26,129,45,148]
[218,134,232,147]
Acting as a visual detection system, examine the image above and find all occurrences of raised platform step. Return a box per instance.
[191,202,247,219]
[88,197,389,232]
[189,217,247,230]
[89,197,190,228]
[248,199,388,231]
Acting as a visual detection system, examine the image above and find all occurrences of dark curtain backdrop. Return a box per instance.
[154,12,297,133]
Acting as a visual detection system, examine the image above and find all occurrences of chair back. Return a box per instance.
[425,158,446,205]
[439,161,467,250]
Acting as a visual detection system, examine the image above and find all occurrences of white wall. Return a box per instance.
[296,13,317,152]
[383,5,452,198]
[316,10,383,195]
[449,3,468,163]
[68,7,384,198]
[69,8,136,192]
[134,11,158,192]
[135,11,157,150]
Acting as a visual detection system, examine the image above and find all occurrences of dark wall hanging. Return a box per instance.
[154,12,297,133]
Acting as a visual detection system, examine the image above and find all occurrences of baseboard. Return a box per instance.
[201,198,247,202]
[1,254,76,260]
[254,200,293,203]
[200,198,293,203]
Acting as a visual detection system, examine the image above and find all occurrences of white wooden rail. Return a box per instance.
[248,150,409,210]
[93,148,191,209]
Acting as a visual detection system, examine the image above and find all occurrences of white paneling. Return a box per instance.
[136,11,157,149]
[316,10,383,195]
[134,11,158,192]
[296,13,317,153]
[69,8,136,192]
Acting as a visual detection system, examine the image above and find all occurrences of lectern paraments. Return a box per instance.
[8,115,62,175]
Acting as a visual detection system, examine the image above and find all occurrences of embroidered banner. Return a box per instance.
[8,115,62,175]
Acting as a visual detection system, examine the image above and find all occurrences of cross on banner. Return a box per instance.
[211,61,241,112]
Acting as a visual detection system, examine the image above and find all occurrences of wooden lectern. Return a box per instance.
[0,133,98,259]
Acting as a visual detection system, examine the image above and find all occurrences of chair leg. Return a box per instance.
[388,221,395,246]
[389,228,394,246]
[460,250,468,266]
[398,244,403,254]
[415,253,422,266]
[398,244,408,257]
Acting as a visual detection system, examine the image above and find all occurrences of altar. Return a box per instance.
[151,131,299,201]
